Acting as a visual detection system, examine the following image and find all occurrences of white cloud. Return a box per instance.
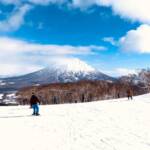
[99,68,138,77]
[92,68,137,77]
[28,0,67,5]
[0,63,42,76]
[0,0,20,5]
[1,0,150,26]
[0,37,105,76]
[119,24,150,53]
[0,4,32,32]
[115,68,137,76]
[0,37,105,55]
[0,0,67,6]
[71,0,150,24]
[70,0,96,10]
[2,0,150,24]
[102,37,117,46]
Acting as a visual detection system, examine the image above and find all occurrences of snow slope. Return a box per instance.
[0,94,150,150]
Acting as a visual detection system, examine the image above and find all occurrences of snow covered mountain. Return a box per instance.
[119,69,150,86]
[0,59,115,92]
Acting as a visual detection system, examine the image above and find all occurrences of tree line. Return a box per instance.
[16,80,148,105]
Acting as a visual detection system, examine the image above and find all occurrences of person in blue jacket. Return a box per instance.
[30,93,40,115]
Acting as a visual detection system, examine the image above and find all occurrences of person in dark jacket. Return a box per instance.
[30,93,40,115]
[81,94,85,103]
[127,89,133,100]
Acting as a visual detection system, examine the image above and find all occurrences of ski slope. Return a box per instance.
[0,94,150,150]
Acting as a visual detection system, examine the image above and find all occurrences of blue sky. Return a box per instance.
[0,0,150,76]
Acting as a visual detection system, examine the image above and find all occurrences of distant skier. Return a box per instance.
[30,93,40,116]
[81,94,85,103]
[117,93,120,98]
[53,96,57,104]
[126,89,133,100]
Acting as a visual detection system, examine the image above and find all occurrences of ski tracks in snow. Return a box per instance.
[0,94,150,150]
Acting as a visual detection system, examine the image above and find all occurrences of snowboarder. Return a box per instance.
[126,89,133,100]
[30,93,40,116]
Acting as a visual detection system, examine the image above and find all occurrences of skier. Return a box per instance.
[126,89,133,100]
[30,93,40,116]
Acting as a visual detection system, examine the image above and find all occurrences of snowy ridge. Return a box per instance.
[119,69,150,85]
[0,93,150,150]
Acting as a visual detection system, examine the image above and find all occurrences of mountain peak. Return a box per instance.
[49,58,96,73]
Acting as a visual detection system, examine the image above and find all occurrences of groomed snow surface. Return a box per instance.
[0,94,150,150]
